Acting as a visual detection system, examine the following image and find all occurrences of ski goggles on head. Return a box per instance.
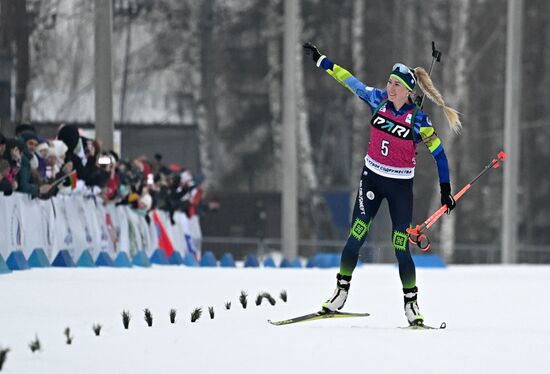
[392,63,412,75]
[390,63,416,91]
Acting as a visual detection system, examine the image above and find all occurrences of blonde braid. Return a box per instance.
[413,67,462,134]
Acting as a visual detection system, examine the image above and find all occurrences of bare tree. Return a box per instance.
[266,0,282,189]
[0,0,15,133]
[438,0,470,261]
[186,0,217,188]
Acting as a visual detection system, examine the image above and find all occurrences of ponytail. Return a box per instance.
[413,67,462,134]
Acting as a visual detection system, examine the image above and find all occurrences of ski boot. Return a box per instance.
[404,286,424,326]
[322,273,352,313]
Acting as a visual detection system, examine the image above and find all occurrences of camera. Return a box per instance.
[98,155,112,165]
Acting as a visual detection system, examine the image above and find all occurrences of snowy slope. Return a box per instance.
[0,265,549,373]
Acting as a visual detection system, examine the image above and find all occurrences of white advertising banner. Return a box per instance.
[0,193,202,264]
[0,194,20,258]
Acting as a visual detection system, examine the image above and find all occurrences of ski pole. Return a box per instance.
[415,41,442,108]
[407,151,507,251]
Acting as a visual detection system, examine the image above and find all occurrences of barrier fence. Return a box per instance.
[0,192,202,272]
[10,191,546,274]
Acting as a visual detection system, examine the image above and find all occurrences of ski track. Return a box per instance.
[0,265,549,374]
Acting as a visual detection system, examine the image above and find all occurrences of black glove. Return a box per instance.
[440,182,456,214]
[303,42,321,63]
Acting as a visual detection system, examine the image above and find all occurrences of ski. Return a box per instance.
[399,322,446,330]
[268,311,370,326]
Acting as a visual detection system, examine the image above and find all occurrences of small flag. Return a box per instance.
[68,170,78,190]
[152,211,174,257]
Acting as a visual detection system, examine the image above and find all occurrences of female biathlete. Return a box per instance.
[303,42,461,326]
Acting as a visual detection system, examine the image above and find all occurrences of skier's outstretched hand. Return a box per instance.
[303,42,321,63]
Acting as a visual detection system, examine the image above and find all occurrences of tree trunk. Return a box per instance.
[199,0,220,187]
[350,0,367,200]
[296,5,322,239]
[189,2,213,187]
[0,0,14,133]
[266,0,282,190]
[188,0,221,188]
[119,16,132,123]
[13,0,30,123]
[439,0,470,262]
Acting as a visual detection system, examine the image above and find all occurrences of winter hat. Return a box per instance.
[180,170,193,185]
[57,125,80,151]
[52,140,69,159]
[20,130,39,143]
[390,63,416,91]
[15,123,37,136]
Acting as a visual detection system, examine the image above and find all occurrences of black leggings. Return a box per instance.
[339,166,416,289]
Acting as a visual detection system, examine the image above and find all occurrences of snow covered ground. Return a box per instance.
[1,264,549,373]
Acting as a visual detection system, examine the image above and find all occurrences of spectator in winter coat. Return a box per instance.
[99,153,121,201]
[0,159,13,195]
[57,125,88,184]
[84,139,110,188]
[3,138,23,192]
[45,140,68,180]
[19,131,41,183]
[36,141,50,180]
[16,132,51,198]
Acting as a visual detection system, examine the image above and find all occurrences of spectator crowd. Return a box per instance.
[0,123,218,222]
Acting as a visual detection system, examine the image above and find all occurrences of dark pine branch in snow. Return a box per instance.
[191,307,202,323]
[0,347,10,370]
[29,335,41,353]
[240,291,248,309]
[64,327,73,345]
[262,292,276,306]
[122,310,131,329]
[144,308,153,327]
[93,323,102,336]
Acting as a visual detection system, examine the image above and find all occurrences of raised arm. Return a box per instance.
[303,42,385,111]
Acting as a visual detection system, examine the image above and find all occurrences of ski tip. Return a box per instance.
[440,322,447,329]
